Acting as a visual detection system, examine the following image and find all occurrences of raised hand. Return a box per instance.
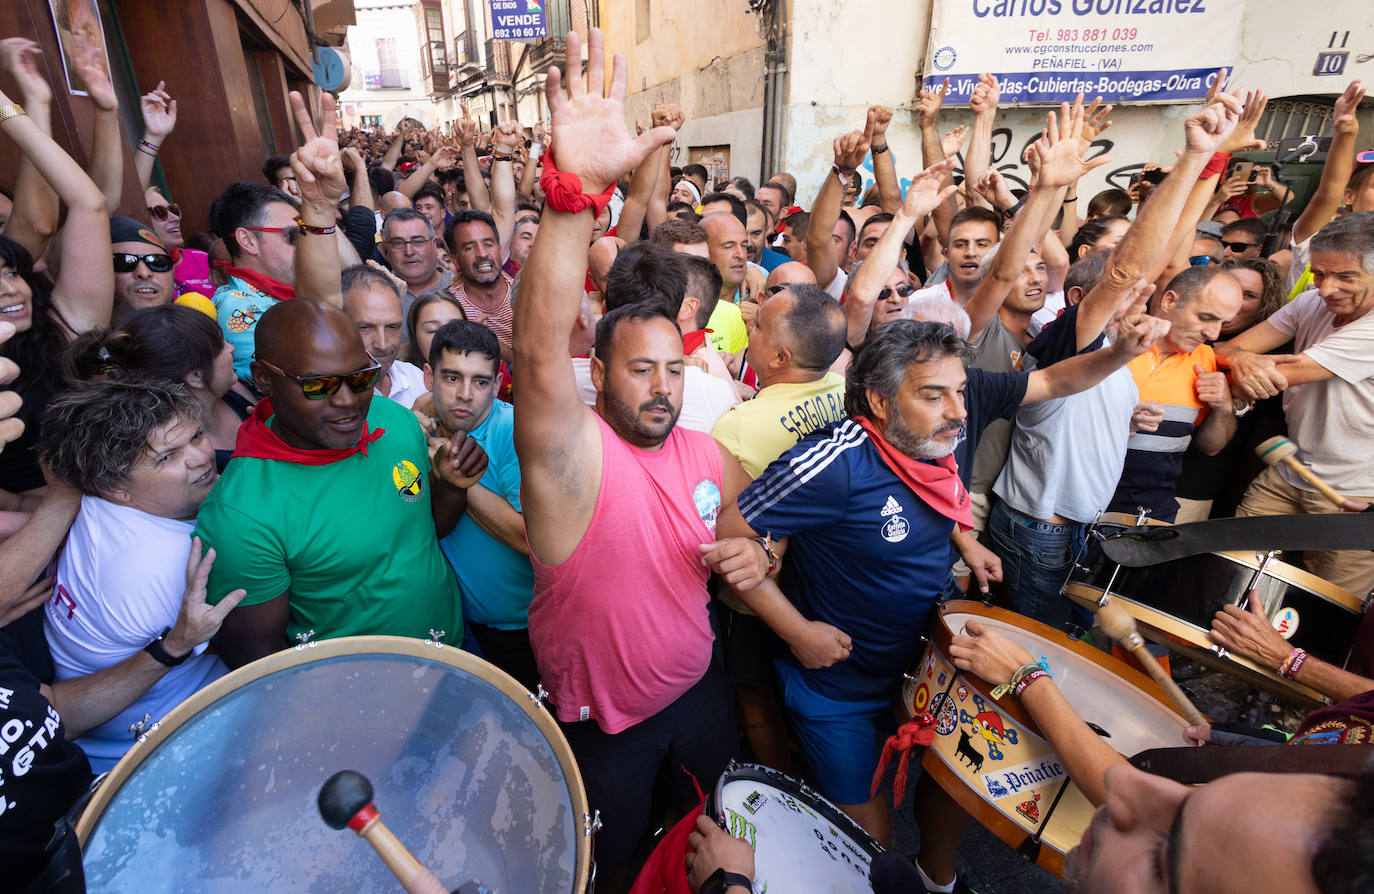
[1030,101,1112,190]
[1080,94,1113,147]
[900,158,958,220]
[1333,79,1365,135]
[492,120,524,156]
[162,538,248,658]
[287,90,347,211]
[918,77,949,131]
[67,41,117,111]
[970,72,1000,114]
[974,169,1016,211]
[431,144,460,171]
[1185,90,1244,158]
[941,124,969,158]
[1217,89,1267,154]
[0,38,52,108]
[544,29,676,194]
[140,80,178,140]
[1111,314,1171,359]
[868,104,894,142]
[456,105,478,148]
[833,113,876,171]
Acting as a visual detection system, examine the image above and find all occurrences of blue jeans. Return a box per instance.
[985,498,1091,633]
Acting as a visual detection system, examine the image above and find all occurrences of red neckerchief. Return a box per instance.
[774,205,803,234]
[855,415,973,532]
[233,398,384,465]
[682,328,714,355]
[214,262,296,301]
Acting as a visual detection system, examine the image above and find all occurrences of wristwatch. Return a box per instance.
[144,627,191,667]
[700,868,753,894]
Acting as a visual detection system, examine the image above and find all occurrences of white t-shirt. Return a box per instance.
[1028,290,1068,338]
[911,280,952,304]
[45,497,226,772]
[677,366,741,433]
[572,356,598,406]
[824,267,849,302]
[1268,289,1374,493]
[383,359,428,409]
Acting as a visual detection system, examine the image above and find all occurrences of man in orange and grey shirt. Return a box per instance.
[1108,265,1244,521]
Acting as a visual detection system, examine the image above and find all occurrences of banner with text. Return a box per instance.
[491,0,547,41]
[925,0,1243,104]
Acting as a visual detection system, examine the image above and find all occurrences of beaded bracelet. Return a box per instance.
[138,138,161,156]
[991,657,1052,698]
[871,142,890,156]
[1014,669,1050,698]
[491,153,517,163]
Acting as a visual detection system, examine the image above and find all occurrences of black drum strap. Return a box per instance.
[1014,776,1072,864]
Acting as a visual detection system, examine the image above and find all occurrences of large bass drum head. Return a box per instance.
[77,637,589,893]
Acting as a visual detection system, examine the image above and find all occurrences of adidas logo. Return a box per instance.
[880,495,904,517]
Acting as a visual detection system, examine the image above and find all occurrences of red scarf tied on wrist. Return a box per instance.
[540,152,617,218]
[213,262,296,302]
[855,415,973,532]
[233,398,384,465]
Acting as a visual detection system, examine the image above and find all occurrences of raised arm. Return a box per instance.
[867,105,902,214]
[963,73,1000,210]
[135,81,177,191]
[1292,79,1365,245]
[379,121,407,172]
[67,45,123,212]
[845,160,957,347]
[1078,89,1243,350]
[616,103,673,241]
[397,144,458,200]
[287,91,347,308]
[0,84,112,335]
[456,110,494,214]
[518,130,541,196]
[917,78,960,248]
[512,29,675,564]
[340,146,375,212]
[1023,314,1170,404]
[0,39,59,259]
[489,120,523,251]
[807,118,873,292]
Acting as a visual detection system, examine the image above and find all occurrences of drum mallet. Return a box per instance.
[1255,437,1348,510]
[318,770,448,894]
[1095,600,1208,728]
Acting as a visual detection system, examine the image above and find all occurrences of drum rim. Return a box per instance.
[1212,550,1364,612]
[1062,582,1330,705]
[75,635,592,892]
[931,600,1187,735]
[708,761,884,860]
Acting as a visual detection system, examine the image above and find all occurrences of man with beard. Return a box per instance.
[426,319,536,690]
[513,30,763,891]
[110,216,176,316]
[447,209,514,354]
[341,264,427,407]
[194,298,487,668]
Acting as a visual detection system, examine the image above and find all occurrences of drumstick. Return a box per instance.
[1095,600,1208,728]
[318,770,448,894]
[1255,437,1347,509]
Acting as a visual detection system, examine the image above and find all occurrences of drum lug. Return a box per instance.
[583,809,602,837]
[293,629,317,650]
[425,629,447,647]
[527,684,549,707]
[128,713,159,742]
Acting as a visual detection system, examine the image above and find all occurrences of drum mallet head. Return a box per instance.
[318,770,449,894]
[1255,436,1349,510]
[1094,600,1208,728]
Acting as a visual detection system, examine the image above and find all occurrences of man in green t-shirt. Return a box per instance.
[194,299,487,668]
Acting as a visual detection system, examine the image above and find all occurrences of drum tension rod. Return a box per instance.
[1238,551,1279,612]
[583,810,603,837]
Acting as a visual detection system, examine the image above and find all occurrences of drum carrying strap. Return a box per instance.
[1129,744,1374,783]
[1101,513,1374,568]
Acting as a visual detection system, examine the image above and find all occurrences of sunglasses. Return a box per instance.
[257,356,383,399]
[1221,240,1259,253]
[877,284,916,302]
[243,217,304,246]
[1189,255,1221,267]
[147,203,181,221]
[113,252,174,273]
[765,284,790,295]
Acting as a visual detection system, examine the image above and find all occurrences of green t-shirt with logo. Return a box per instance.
[194,396,462,646]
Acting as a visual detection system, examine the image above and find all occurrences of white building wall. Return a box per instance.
[339,2,437,129]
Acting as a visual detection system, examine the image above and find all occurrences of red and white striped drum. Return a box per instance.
[903,601,1188,876]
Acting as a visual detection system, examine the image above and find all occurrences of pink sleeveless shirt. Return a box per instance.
[529,415,724,734]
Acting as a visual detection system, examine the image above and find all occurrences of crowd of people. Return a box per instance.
[2,25,1373,894]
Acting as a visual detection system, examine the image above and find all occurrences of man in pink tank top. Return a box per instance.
[512,29,771,892]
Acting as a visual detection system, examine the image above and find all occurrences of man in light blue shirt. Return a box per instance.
[425,320,537,690]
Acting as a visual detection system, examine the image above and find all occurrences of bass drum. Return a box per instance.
[705,762,882,893]
[1064,534,1363,703]
[909,601,1188,876]
[76,636,592,893]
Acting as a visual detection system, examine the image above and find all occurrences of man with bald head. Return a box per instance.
[194,298,487,668]
[764,261,818,292]
[701,212,752,355]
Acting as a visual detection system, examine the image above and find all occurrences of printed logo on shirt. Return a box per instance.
[392,459,424,502]
[227,307,258,333]
[881,515,909,543]
[693,479,722,532]
[880,495,904,517]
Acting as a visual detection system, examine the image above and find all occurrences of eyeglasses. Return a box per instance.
[256,356,383,400]
[147,203,181,221]
[1221,240,1259,253]
[1189,255,1221,267]
[384,236,435,252]
[877,284,916,302]
[243,217,303,246]
[113,252,174,273]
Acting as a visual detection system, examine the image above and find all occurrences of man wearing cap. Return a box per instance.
[110,216,176,316]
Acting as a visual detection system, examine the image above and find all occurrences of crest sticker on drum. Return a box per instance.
[1273,607,1300,639]
[931,693,957,737]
